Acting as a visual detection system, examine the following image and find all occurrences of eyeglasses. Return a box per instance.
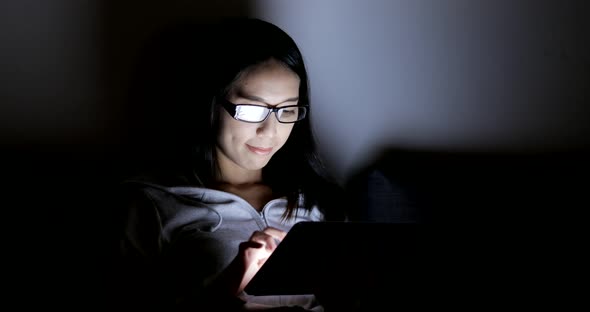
[220,98,308,123]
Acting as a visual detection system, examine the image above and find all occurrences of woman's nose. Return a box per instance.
[256,112,280,137]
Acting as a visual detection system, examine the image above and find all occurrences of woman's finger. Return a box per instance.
[261,227,287,241]
[257,227,287,249]
[236,228,288,293]
[249,231,278,252]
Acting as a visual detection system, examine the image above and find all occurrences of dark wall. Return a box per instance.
[3,2,253,310]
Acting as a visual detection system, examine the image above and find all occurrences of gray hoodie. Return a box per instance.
[121,180,325,311]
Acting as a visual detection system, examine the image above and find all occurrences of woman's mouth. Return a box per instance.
[246,144,273,155]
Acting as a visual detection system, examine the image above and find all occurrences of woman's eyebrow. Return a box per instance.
[236,91,299,105]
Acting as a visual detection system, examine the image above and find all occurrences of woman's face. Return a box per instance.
[216,59,300,176]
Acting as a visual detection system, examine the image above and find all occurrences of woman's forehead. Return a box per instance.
[229,62,300,103]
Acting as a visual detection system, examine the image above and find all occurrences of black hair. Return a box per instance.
[129,17,345,220]
[190,18,344,219]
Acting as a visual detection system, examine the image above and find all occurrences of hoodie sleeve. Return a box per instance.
[120,187,164,257]
[115,185,245,312]
[112,186,173,311]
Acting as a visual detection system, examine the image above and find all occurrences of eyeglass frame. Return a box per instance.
[219,98,309,124]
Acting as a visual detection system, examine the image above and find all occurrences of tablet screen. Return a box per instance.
[244,221,421,296]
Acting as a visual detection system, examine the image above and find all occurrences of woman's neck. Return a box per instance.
[215,149,263,186]
[217,171,262,186]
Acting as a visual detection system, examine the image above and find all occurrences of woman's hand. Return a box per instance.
[211,227,287,301]
[236,227,287,294]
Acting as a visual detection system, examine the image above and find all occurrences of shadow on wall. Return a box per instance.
[345,146,589,225]
[3,3,255,311]
[118,20,218,178]
[98,0,255,180]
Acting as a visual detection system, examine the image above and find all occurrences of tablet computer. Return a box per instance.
[244,221,423,296]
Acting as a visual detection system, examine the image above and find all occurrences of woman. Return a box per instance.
[118,17,345,311]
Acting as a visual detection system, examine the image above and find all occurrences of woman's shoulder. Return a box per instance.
[120,169,209,196]
[118,172,213,215]
[304,178,348,221]
[119,174,231,238]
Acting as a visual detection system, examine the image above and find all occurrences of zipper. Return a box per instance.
[259,198,287,228]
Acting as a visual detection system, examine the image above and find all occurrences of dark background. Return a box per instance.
[2,1,587,310]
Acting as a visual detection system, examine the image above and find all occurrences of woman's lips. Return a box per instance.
[246,144,273,155]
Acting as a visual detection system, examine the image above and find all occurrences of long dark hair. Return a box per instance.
[183,18,343,220]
